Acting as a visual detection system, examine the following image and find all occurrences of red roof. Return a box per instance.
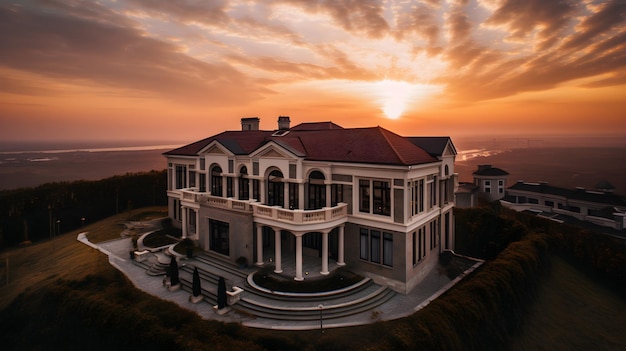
[164,124,439,166]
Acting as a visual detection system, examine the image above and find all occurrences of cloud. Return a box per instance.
[561,1,626,51]
[393,2,441,46]
[0,1,268,104]
[484,0,577,49]
[276,0,390,39]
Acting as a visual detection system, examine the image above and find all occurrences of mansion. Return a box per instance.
[163,117,457,294]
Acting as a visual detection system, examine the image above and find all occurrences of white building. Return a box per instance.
[501,181,626,231]
[163,117,457,294]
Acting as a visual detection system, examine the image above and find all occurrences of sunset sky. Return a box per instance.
[1,0,625,144]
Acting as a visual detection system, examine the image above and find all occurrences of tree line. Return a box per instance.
[0,170,168,249]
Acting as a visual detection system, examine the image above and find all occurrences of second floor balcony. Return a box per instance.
[170,188,348,228]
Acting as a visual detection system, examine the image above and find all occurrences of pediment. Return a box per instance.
[442,141,457,156]
[198,141,233,156]
[206,144,227,155]
[250,141,297,160]
[258,148,285,158]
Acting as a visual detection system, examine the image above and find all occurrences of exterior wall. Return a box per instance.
[199,205,255,265]
[474,175,507,202]
[344,222,408,293]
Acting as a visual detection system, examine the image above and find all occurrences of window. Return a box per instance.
[267,170,284,207]
[199,173,206,192]
[370,230,381,263]
[252,179,259,201]
[418,179,424,212]
[360,227,393,267]
[430,219,438,250]
[239,166,249,200]
[413,227,427,264]
[289,183,299,209]
[528,198,539,204]
[373,181,390,216]
[226,177,233,198]
[175,165,187,189]
[331,184,343,206]
[360,179,390,216]
[199,158,205,171]
[383,233,393,267]
[308,171,326,209]
[359,179,370,213]
[428,176,437,208]
[189,171,196,188]
[209,219,229,256]
[498,180,504,194]
[545,200,554,207]
[211,166,223,196]
[360,228,369,260]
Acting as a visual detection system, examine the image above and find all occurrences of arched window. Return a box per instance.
[308,171,326,210]
[239,166,249,200]
[444,165,449,177]
[211,166,223,196]
[267,169,284,207]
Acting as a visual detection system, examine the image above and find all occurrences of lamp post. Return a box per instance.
[56,220,61,237]
[81,217,86,228]
[319,304,324,333]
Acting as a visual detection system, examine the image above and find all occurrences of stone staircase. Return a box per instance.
[133,251,397,323]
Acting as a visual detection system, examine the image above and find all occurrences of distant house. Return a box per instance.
[472,165,509,202]
[501,181,626,230]
[163,117,457,294]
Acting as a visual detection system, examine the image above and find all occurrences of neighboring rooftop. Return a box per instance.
[508,181,626,207]
[473,165,509,177]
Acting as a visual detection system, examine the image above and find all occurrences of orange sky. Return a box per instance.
[0,0,625,144]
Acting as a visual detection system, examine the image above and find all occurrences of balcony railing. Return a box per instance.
[204,195,256,212]
[170,188,348,225]
[252,203,348,225]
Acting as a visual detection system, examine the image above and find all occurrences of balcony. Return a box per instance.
[169,188,348,228]
[252,203,348,228]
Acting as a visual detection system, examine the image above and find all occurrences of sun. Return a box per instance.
[374,80,443,119]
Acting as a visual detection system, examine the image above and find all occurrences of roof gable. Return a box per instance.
[407,137,456,158]
[250,141,299,160]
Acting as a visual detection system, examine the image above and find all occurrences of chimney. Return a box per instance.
[278,116,290,130]
[241,117,260,131]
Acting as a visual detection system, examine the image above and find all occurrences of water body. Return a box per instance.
[0,142,182,190]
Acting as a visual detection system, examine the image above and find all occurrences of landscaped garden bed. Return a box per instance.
[252,266,363,293]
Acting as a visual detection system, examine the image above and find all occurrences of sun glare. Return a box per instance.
[374,80,442,119]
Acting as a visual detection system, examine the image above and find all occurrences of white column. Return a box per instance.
[298,182,305,209]
[181,207,187,239]
[295,234,304,281]
[283,182,289,208]
[337,225,345,266]
[273,227,282,273]
[325,182,332,207]
[222,176,227,197]
[321,230,329,275]
[234,176,239,199]
[255,224,264,266]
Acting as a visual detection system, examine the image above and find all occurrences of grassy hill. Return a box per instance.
[1,206,624,350]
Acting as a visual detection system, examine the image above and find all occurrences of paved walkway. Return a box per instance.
[78,233,482,330]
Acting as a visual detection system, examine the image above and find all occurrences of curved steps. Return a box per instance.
[133,253,397,323]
